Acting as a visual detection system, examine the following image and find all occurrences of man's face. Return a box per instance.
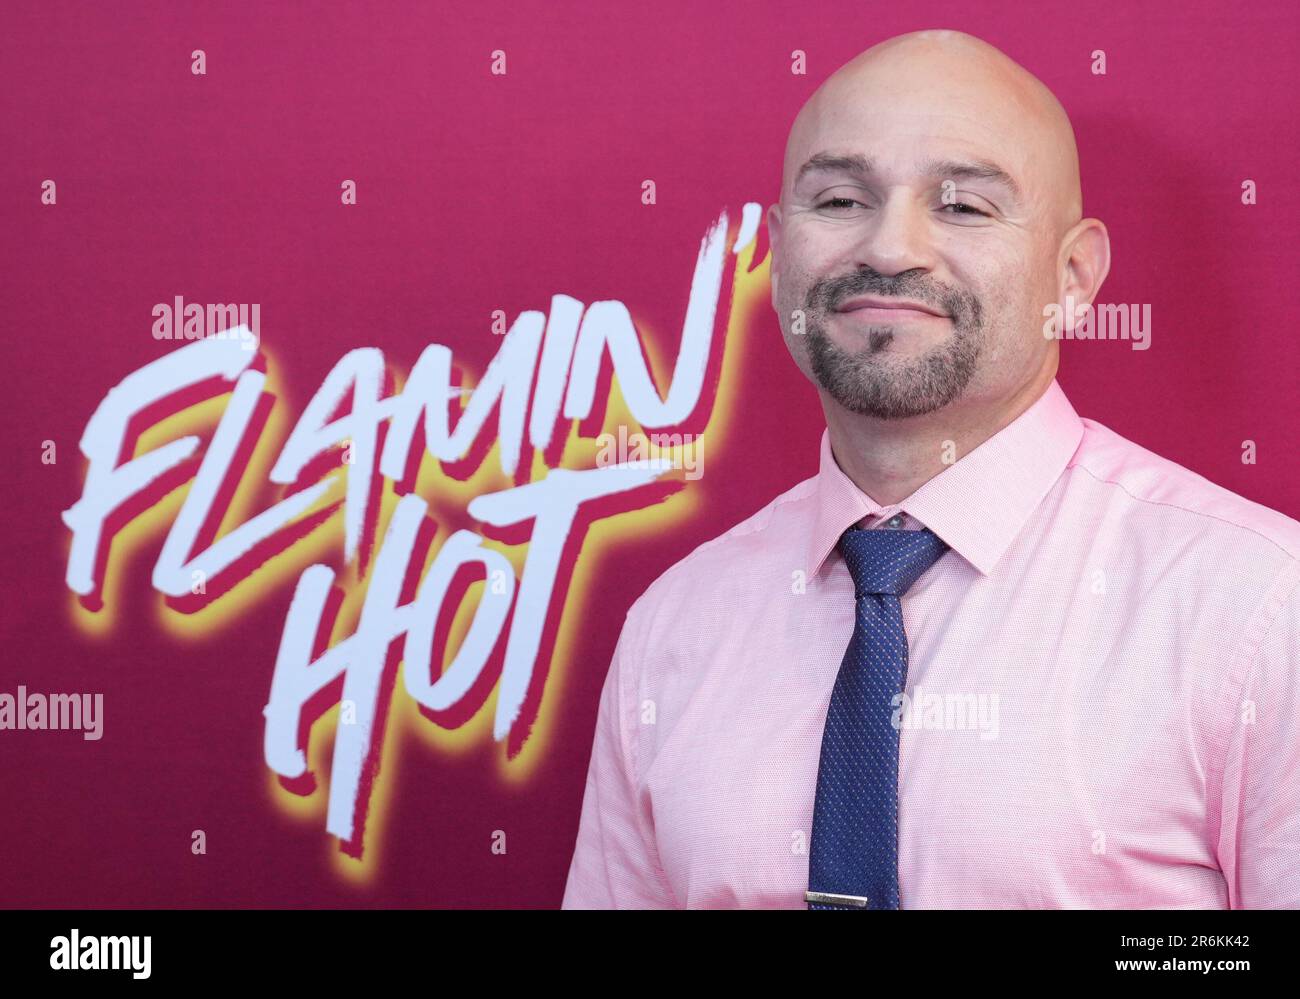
[770,91,1061,420]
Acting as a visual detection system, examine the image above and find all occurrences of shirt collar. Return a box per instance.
[805,379,1085,578]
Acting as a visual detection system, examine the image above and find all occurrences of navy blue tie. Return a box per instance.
[806,524,949,910]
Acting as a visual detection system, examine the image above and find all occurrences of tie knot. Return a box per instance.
[837,525,949,597]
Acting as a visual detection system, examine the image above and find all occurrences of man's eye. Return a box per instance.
[816,197,866,212]
[941,202,989,217]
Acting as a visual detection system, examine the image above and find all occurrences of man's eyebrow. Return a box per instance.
[917,156,1022,202]
[794,152,874,185]
[794,151,1022,203]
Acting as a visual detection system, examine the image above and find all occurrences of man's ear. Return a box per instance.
[766,202,783,303]
[1057,218,1111,330]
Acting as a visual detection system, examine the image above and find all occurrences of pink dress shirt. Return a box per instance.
[561,379,1300,908]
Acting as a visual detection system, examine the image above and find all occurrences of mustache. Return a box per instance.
[812,269,971,318]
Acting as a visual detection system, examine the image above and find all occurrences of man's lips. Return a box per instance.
[834,296,948,321]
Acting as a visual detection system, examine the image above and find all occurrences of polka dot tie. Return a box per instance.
[806,525,949,910]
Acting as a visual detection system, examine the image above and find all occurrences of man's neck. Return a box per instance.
[823,374,1055,507]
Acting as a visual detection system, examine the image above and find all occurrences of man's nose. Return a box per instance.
[850,191,936,277]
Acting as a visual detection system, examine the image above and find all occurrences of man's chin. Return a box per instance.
[813,359,973,419]
[827,318,952,358]
[823,384,958,420]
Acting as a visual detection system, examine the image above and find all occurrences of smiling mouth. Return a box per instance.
[835,305,949,323]
[834,297,949,321]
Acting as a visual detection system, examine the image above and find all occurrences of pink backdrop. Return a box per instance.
[2,0,1297,907]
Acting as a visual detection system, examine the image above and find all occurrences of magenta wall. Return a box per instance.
[2,0,1296,907]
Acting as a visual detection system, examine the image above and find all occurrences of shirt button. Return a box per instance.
[885,514,905,529]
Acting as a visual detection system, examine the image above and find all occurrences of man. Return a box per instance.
[561,29,1299,908]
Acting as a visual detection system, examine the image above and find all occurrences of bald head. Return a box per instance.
[782,30,1082,235]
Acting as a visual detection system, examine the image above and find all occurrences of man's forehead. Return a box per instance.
[781,41,1079,218]
[787,110,1030,190]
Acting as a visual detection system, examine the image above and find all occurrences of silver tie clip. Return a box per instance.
[805,890,870,907]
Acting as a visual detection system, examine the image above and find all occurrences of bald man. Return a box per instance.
[563,30,1299,909]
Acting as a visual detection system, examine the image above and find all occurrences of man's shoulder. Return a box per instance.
[621,471,818,635]
[1069,416,1300,565]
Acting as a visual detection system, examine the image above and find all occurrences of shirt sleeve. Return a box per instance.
[561,612,677,909]
[1218,570,1300,908]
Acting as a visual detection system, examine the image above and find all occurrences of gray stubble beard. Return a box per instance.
[801,282,985,420]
